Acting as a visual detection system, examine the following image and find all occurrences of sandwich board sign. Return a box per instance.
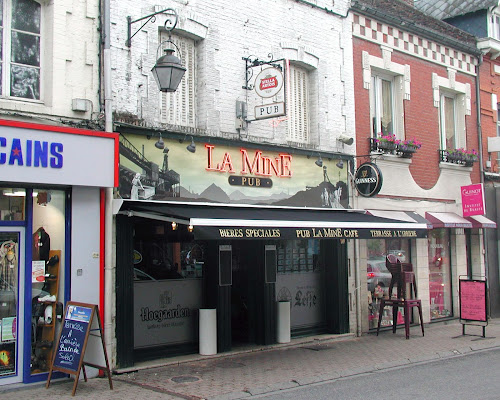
[46,302,113,396]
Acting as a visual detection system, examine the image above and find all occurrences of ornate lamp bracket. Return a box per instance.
[126,8,178,47]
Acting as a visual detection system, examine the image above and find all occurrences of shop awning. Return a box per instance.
[366,210,432,228]
[464,215,497,229]
[424,212,473,228]
[115,199,430,240]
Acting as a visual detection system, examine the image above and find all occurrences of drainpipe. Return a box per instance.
[348,159,362,336]
[354,238,362,337]
[103,0,114,366]
[475,55,490,299]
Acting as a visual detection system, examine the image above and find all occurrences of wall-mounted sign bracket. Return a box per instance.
[242,54,284,91]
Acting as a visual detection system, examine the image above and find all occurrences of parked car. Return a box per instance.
[367,257,392,293]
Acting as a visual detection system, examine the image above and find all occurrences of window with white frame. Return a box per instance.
[439,93,457,149]
[362,49,409,141]
[370,74,394,136]
[160,33,196,127]
[491,11,500,40]
[432,70,470,151]
[287,64,309,144]
[497,102,500,137]
[0,0,41,100]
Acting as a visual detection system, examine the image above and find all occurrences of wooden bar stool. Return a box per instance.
[376,258,424,339]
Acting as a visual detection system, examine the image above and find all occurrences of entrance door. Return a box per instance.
[231,242,254,344]
[0,228,25,384]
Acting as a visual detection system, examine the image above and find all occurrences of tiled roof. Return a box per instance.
[414,0,498,20]
[351,0,479,52]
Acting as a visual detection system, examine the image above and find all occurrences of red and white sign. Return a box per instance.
[254,67,284,98]
[461,183,485,217]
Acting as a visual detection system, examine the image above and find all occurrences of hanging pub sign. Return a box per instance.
[354,162,383,197]
[242,57,287,122]
[254,67,284,98]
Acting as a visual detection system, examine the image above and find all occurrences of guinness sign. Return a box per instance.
[354,162,382,197]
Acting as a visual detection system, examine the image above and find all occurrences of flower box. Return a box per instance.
[444,148,478,166]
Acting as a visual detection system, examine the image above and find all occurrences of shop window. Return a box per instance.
[160,33,196,127]
[287,64,310,144]
[428,229,453,320]
[133,221,205,280]
[0,187,25,220]
[0,0,42,100]
[276,240,324,331]
[30,188,65,374]
[132,221,204,349]
[0,231,19,378]
[366,238,410,330]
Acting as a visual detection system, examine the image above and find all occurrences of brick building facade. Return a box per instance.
[351,0,488,331]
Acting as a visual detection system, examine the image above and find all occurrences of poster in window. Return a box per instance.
[0,342,16,376]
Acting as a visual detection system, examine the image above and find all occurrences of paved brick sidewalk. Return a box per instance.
[2,319,499,399]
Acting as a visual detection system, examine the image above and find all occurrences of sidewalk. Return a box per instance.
[2,319,500,399]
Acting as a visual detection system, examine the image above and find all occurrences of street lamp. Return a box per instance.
[126,8,186,92]
[151,46,186,93]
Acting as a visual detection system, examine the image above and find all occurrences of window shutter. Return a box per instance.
[288,65,309,143]
[160,34,196,126]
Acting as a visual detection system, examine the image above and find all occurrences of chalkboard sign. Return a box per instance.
[46,302,112,396]
[52,304,92,371]
[459,279,487,322]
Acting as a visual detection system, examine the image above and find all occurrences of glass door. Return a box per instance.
[0,228,24,384]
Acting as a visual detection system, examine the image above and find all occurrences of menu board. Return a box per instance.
[47,302,112,396]
[52,305,92,372]
[459,279,487,322]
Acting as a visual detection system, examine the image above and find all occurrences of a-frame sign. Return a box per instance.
[46,302,113,396]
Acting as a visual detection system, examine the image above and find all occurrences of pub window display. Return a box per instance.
[133,222,205,280]
[276,240,319,274]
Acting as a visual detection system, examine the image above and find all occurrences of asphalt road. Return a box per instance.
[255,347,500,400]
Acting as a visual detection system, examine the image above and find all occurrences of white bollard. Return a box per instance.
[276,301,291,343]
[199,308,217,355]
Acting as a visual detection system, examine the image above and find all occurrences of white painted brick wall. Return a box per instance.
[0,0,100,122]
[111,0,355,154]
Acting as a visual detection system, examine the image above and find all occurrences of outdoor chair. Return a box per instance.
[376,256,424,339]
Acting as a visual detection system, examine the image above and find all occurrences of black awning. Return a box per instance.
[115,199,429,240]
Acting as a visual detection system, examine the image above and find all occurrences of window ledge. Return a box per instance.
[439,161,473,171]
[370,151,412,164]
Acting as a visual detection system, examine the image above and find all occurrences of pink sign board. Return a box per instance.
[461,183,485,217]
[459,280,487,322]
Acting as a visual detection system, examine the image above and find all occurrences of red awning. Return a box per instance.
[425,212,473,228]
[464,215,497,229]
